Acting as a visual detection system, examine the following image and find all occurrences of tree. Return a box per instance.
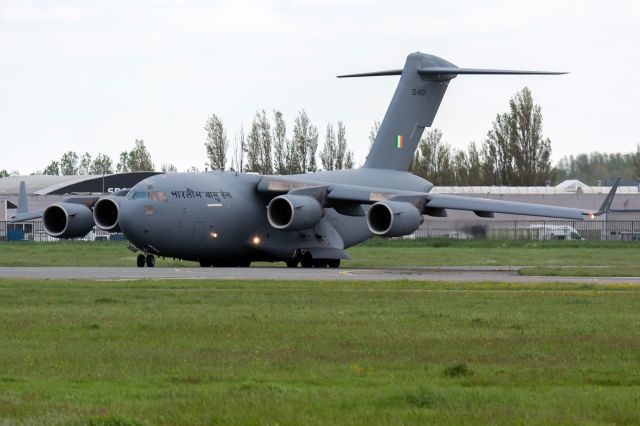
[321,121,354,170]
[0,169,9,178]
[59,151,79,175]
[344,151,355,169]
[334,121,353,169]
[127,139,154,171]
[292,110,318,173]
[272,110,287,174]
[43,161,60,175]
[245,114,262,173]
[230,125,245,173]
[509,87,552,185]
[204,114,228,170]
[258,110,273,174]
[161,163,178,173]
[77,152,92,175]
[116,151,129,173]
[320,123,337,171]
[556,150,637,185]
[482,87,553,186]
[410,129,455,185]
[90,153,113,175]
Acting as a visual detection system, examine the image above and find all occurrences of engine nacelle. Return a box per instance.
[93,196,121,232]
[43,202,95,239]
[367,200,423,237]
[267,195,323,231]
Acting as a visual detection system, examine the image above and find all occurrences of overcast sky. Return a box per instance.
[1,0,639,174]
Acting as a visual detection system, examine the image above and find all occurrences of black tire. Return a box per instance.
[146,254,155,268]
[313,259,328,268]
[286,259,298,268]
[136,254,145,268]
[300,253,313,268]
[238,259,251,267]
[199,259,212,267]
[328,259,340,268]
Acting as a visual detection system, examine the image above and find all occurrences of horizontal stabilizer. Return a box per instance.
[338,67,566,79]
[417,67,567,76]
[337,69,402,78]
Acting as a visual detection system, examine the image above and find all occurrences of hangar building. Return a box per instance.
[0,172,160,220]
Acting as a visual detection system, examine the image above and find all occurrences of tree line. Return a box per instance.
[408,87,555,186]
[205,109,354,175]
[30,110,355,176]
[405,87,640,186]
[4,87,638,184]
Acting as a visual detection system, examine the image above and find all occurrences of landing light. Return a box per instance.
[589,213,595,220]
[210,231,218,239]
[252,236,261,245]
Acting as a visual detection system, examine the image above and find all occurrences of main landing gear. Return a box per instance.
[136,254,155,268]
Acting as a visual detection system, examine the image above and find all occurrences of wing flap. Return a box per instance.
[426,194,591,220]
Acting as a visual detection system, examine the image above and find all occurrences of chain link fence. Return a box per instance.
[0,221,125,242]
[412,220,640,241]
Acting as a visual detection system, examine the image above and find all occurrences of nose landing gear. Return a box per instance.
[136,253,156,267]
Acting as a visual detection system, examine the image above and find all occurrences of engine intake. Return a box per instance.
[43,202,95,239]
[367,200,423,237]
[267,195,323,231]
[93,197,121,232]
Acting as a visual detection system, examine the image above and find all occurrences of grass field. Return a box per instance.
[1,279,639,424]
[0,239,639,276]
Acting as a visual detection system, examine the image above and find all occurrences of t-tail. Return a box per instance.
[338,52,567,171]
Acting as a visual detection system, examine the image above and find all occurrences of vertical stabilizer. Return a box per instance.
[340,53,455,171]
[338,52,566,171]
[17,181,28,214]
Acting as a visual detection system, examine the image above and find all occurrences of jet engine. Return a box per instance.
[42,202,95,239]
[93,196,121,232]
[267,195,323,231]
[366,200,423,237]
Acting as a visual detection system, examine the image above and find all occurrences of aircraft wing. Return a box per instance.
[326,178,620,220]
[423,193,592,220]
[11,209,45,222]
[10,193,103,222]
[259,176,620,220]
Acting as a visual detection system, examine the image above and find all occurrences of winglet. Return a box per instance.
[587,177,620,218]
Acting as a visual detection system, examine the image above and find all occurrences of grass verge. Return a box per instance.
[1,279,639,424]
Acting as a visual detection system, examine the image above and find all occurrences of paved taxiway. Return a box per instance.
[0,266,638,284]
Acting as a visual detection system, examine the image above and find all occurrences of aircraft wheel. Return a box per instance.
[328,259,340,268]
[313,259,328,268]
[136,254,145,267]
[238,260,251,267]
[300,253,313,268]
[146,254,155,268]
[199,259,212,267]
[286,259,298,268]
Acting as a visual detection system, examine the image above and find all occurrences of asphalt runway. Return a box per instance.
[0,266,639,284]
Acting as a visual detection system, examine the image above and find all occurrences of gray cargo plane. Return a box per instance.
[14,52,619,268]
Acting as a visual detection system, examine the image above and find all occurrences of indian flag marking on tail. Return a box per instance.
[395,134,404,149]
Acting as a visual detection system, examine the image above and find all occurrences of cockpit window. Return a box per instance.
[149,191,168,202]
[127,190,167,201]
[128,191,148,200]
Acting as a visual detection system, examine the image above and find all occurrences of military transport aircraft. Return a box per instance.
[13,52,619,268]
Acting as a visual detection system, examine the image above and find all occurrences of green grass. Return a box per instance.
[1,279,640,424]
[0,239,639,275]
